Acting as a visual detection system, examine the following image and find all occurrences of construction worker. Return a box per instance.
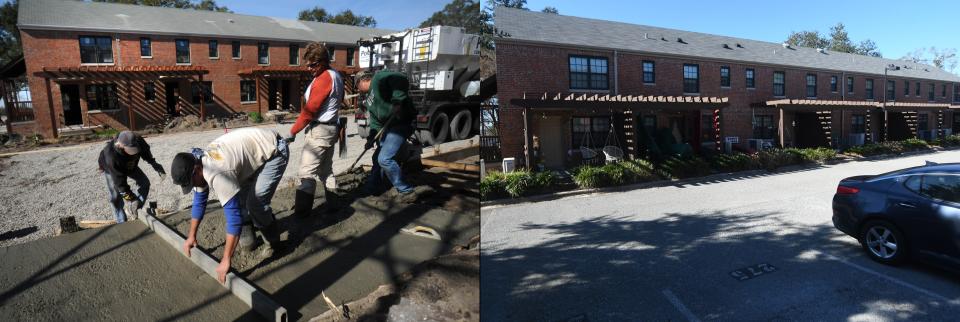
[356,70,430,202]
[169,127,292,284]
[98,130,165,223]
[290,42,344,217]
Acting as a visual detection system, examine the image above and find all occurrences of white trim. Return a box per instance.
[80,63,115,66]
[88,109,121,114]
[241,101,257,105]
[141,56,153,59]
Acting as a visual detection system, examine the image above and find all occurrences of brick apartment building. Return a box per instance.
[493,7,960,169]
[1,0,393,138]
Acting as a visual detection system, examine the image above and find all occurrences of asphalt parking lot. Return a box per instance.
[481,151,960,321]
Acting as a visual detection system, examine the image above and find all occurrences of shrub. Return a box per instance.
[248,112,264,123]
[940,135,960,147]
[753,149,803,171]
[479,172,507,200]
[657,156,712,179]
[619,159,659,182]
[573,165,607,189]
[789,147,837,164]
[93,128,120,139]
[901,138,929,151]
[480,170,558,200]
[710,153,755,172]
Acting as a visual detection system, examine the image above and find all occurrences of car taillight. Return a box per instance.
[836,185,860,195]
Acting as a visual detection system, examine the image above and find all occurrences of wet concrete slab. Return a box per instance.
[0,222,260,321]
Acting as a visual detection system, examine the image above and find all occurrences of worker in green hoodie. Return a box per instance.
[356,70,430,202]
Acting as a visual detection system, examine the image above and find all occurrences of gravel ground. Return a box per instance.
[0,115,477,248]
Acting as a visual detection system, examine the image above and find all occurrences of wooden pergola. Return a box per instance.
[238,66,313,113]
[37,65,209,133]
[765,99,957,146]
[512,92,730,167]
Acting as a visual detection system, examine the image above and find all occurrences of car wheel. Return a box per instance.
[859,220,907,265]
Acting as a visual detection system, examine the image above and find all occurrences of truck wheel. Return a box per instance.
[420,112,450,146]
[450,109,473,140]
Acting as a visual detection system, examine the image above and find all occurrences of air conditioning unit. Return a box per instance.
[749,139,774,151]
[848,133,865,146]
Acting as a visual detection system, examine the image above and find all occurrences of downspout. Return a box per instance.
[613,50,619,95]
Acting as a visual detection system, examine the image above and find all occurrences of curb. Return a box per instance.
[480,148,954,209]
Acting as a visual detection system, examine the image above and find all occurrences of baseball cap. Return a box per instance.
[115,131,140,155]
[170,152,198,194]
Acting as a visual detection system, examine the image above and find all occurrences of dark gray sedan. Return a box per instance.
[833,162,960,268]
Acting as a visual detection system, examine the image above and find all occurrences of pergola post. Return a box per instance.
[778,107,785,148]
[126,76,135,130]
[256,74,262,114]
[883,109,889,142]
[198,72,205,120]
[0,79,12,135]
[523,107,531,169]
[714,108,721,152]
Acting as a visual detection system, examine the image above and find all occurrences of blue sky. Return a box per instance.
[521,0,959,63]
[217,0,449,30]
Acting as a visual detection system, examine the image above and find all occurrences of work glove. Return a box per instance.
[281,133,295,143]
[364,135,376,150]
[121,191,136,202]
[152,163,166,178]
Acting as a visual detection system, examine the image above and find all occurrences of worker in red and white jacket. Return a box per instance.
[289,42,344,217]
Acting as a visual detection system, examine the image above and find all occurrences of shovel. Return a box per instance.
[333,114,396,191]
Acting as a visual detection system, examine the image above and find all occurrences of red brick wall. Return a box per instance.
[19,29,361,138]
[496,40,959,165]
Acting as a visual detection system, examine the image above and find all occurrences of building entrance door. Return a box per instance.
[538,116,565,169]
[60,84,82,126]
[164,82,179,116]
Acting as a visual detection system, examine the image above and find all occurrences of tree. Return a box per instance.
[542,6,558,14]
[0,0,20,66]
[297,6,377,27]
[902,47,957,73]
[419,0,482,34]
[785,22,881,57]
[487,0,527,10]
[92,0,232,12]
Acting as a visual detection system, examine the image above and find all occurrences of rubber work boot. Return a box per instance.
[294,179,316,218]
[239,224,260,253]
[397,186,436,204]
[257,222,283,258]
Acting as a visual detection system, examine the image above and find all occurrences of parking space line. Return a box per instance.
[820,250,956,305]
[662,289,701,322]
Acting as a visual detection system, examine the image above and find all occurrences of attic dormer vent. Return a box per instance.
[722,44,731,49]
[736,43,743,48]
[228,19,235,23]
[643,32,648,39]
[677,37,686,44]
[817,48,825,53]
[782,42,791,49]
[661,36,667,41]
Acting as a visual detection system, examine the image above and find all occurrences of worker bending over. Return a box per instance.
[99,130,165,223]
[170,127,292,283]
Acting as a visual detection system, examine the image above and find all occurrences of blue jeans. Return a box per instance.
[103,168,149,223]
[238,137,289,228]
[366,124,413,194]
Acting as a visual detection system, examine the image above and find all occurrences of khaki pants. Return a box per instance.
[298,123,338,187]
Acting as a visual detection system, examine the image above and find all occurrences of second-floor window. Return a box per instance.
[683,64,699,93]
[346,48,355,66]
[929,83,935,101]
[720,66,730,87]
[954,84,960,102]
[917,82,921,96]
[642,61,655,84]
[847,76,854,94]
[289,44,299,65]
[175,39,190,64]
[258,42,270,64]
[830,76,837,92]
[865,79,874,99]
[79,36,113,64]
[745,68,755,88]
[327,45,336,62]
[569,56,608,90]
[942,84,947,97]
[140,38,151,57]
[886,80,895,100]
[232,41,241,59]
[806,74,817,98]
[208,40,218,59]
[773,71,785,96]
[904,80,910,96]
